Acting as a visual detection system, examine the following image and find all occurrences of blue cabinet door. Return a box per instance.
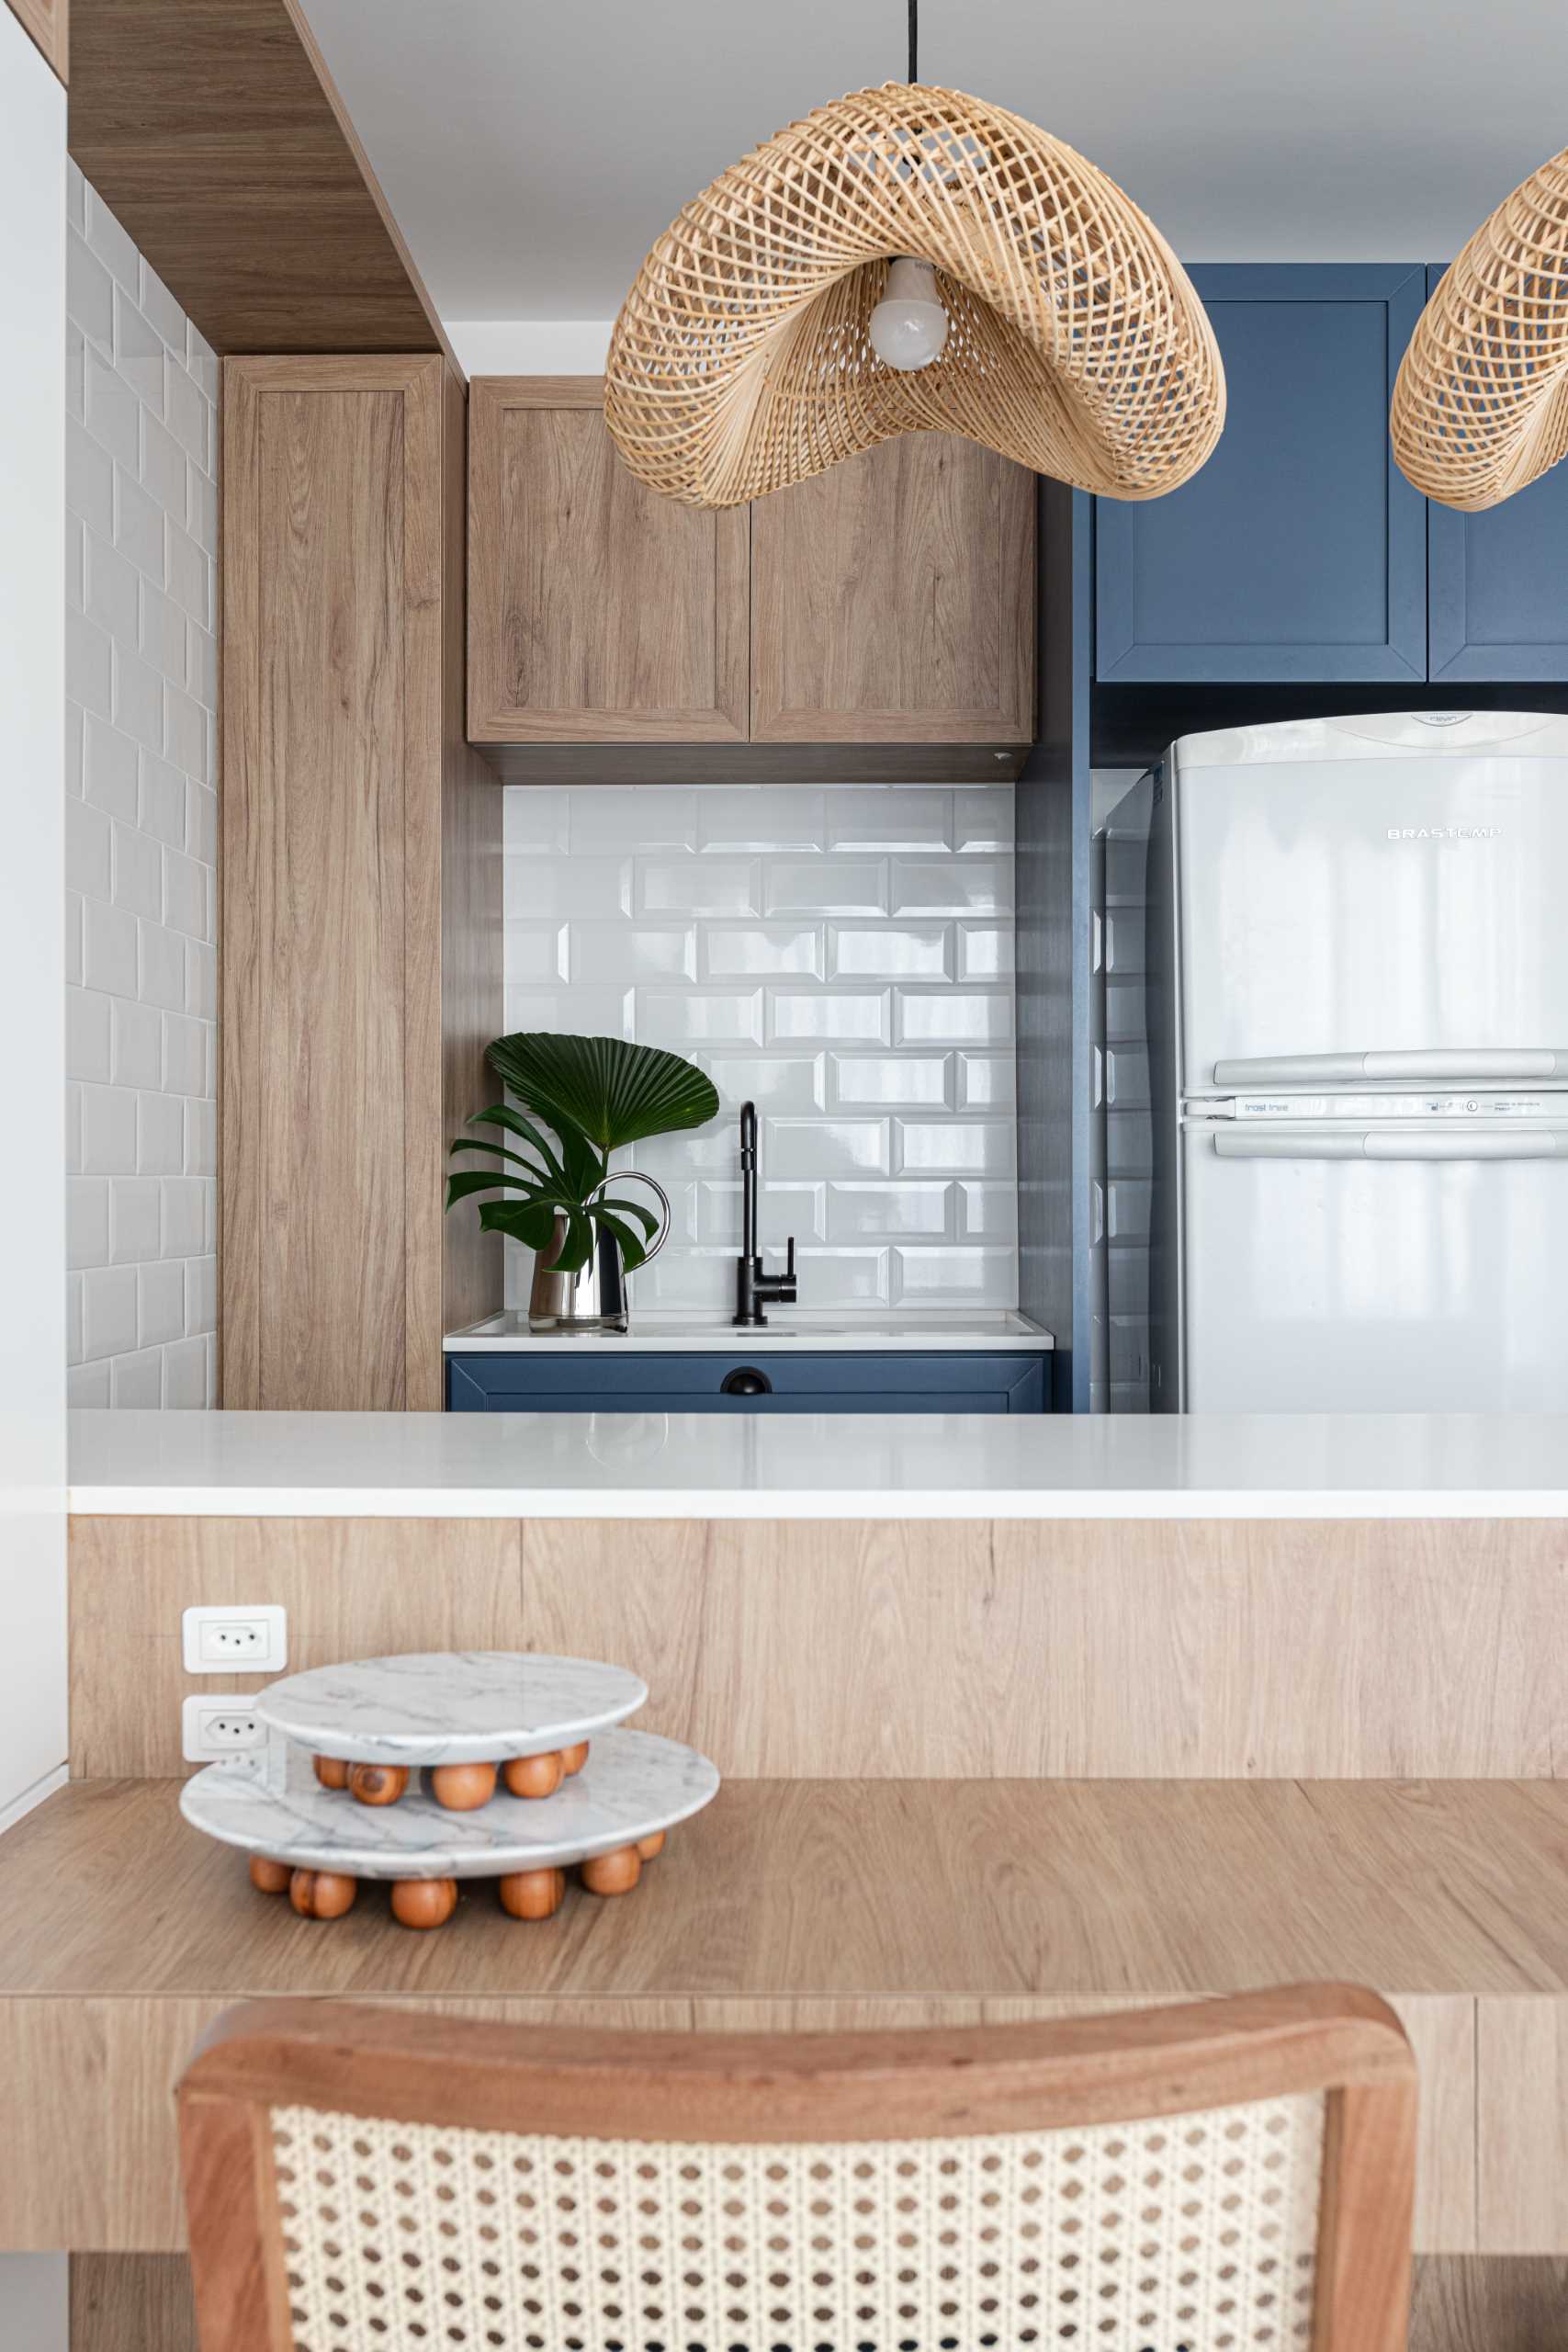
[446,1351,1050,1414]
[1096,265,1427,684]
[1426,266,1568,683]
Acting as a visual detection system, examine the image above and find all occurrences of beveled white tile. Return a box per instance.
[827,788,952,853]
[696,787,826,853]
[504,984,635,1039]
[636,988,762,1046]
[69,1361,111,1408]
[137,1089,184,1176]
[637,856,759,918]
[896,1119,1016,1177]
[828,922,952,981]
[693,1054,825,1115]
[185,1252,218,1339]
[80,1262,141,1360]
[570,787,697,853]
[699,1180,826,1247]
[767,989,889,1046]
[67,987,112,1085]
[891,854,1012,917]
[566,923,695,983]
[503,789,570,855]
[635,1248,736,1312]
[829,1054,951,1110]
[793,1248,891,1306]
[68,1178,110,1271]
[766,1117,889,1178]
[895,989,1013,1046]
[959,1182,1019,1241]
[505,922,569,984]
[80,1084,137,1176]
[828,1181,952,1241]
[764,856,888,918]
[508,855,631,921]
[702,924,821,979]
[893,1246,1017,1305]
[953,786,1015,853]
[109,1174,161,1262]
[957,923,1014,981]
[957,1052,1016,1110]
[137,1259,186,1348]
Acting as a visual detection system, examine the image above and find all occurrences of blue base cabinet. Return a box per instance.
[446,1351,1050,1414]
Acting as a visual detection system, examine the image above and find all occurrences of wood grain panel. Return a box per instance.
[5,0,65,77]
[67,0,452,360]
[72,2255,197,2348]
[518,1517,1568,1779]
[468,379,749,743]
[69,1517,524,1777]
[1478,2000,1568,2252]
[750,434,1035,742]
[223,358,495,1409]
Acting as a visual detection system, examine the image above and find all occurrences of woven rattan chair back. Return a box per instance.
[178,1985,1415,2352]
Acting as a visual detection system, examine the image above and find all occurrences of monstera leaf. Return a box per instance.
[485,1033,719,1153]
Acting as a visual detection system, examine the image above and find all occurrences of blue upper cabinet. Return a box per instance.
[1425,266,1568,683]
[1096,265,1427,684]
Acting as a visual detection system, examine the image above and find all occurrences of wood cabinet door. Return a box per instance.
[1096,265,1428,684]
[468,378,749,743]
[750,434,1035,742]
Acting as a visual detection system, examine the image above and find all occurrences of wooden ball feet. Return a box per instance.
[581,1845,641,1896]
[348,1762,409,1806]
[289,1869,357,1919]
[249,1854,291,1894]
[429,1761,498,1811]
[503,1750,564,1800]
[498,1866,566,1919]
[391,1878,457,1930]
[635,1830,666,1860]
[560,1739,590,1775]
[312,1753,349,1790]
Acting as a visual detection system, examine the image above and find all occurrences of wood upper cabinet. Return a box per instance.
[468,378,749,743]
[468,379,1036,754]
[750,434,1036,743]
[223,356,501,1411]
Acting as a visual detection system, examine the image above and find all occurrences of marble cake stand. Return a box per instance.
[182,1727,719,1928]
[256,1651,649,1811]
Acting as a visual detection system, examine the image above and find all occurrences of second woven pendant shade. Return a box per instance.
[605,82,1224,509]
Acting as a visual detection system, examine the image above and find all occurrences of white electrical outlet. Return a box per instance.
[181,1603,288,1674]
[182,1696,268,1761]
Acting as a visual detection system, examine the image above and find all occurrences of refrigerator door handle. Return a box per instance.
[1214,1129,1566,1162]
[1212,1048,1568,1085]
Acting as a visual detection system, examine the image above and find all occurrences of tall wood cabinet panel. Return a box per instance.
[750,434,1035,742]
[5,0,65,78]
[223,355,500,1411]
[468,377,749,743]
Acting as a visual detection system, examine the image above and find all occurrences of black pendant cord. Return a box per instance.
[908,0,918,83]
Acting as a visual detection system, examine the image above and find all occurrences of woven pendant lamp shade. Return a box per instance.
[1392,147,1568,510]
[604,83,1224,509]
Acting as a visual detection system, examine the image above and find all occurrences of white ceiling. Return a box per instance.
[299,0,1568,322]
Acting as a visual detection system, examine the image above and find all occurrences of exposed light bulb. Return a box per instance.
[869,255,949,372]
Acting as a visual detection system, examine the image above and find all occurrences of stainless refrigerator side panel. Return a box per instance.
[1144,758,1184,1412]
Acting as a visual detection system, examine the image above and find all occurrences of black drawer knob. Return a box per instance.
[720,1367,773,1396]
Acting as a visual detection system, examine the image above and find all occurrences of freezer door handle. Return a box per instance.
[1214,1129,1566,1161]
[1212,1048,1568,1084]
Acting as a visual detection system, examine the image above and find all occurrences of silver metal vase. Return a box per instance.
[527,1171,671,1334]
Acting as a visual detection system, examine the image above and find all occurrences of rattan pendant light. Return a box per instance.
[1392,146,1568,510]
[604,6,1224,508]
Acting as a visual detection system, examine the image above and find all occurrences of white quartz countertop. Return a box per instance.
[68,1408,1568,1520]
[445,1311,1053,1352]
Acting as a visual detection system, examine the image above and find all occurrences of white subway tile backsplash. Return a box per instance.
[701,925,821,979]
[896,989,1013,1046]
[500,785,1015,1315]
[766,989,889,1045]
[68,178,219,1409]
[697,787,826,854]
[764,857,888,918]
[829,1055,952,1110]
[828,1182,952,1240]
[828,922,951,981]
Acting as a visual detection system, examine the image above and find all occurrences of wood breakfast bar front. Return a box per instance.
[15,1408,1568,2342]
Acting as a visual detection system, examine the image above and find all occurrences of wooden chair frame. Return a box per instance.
[178,1981,1416,2352]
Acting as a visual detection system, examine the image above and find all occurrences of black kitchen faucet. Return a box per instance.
[732,1101,797,1328]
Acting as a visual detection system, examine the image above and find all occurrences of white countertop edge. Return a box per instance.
[444,1313,1054,1353]
[66,1484,1568,1520]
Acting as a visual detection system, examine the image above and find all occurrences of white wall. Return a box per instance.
[64,167,220,1408]
[446,320,612,376]
[0,0,69,1818]
[501,784,1018,1315]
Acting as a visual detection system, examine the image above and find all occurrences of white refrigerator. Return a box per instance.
[1145,709,1568,1411]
